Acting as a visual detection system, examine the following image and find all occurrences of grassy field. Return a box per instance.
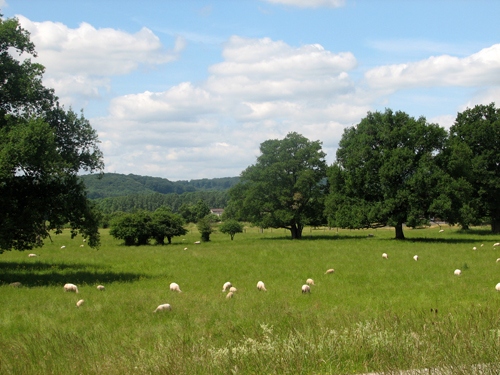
[2,225,500,374]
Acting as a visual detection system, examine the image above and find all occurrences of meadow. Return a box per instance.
[1,225,500,374]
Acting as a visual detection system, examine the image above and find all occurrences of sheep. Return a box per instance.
[194,241,201,244]
[64,283,79,293]
[80,244,84,248]
[497,258,500,263]
[184,247,188,251]
[61,246,66,249]
[454,269,461,276]
[325,269,335,274]
[306,278,315,286]
[257,281,267,291]
[496,283,500,292]
[229,287,237,293]
[153,303,172,313]
[9,282,22,287]
[83,239,86,242]
[302,284,311,293]
[413,255,419,261]
[382,253,388,259]
[76,299,85,307]
[226,292,234,299]
[182,239,186,241]
[169,283,182,293]
[368,233,374,237]
[439,229,444,233]
[222,282,232,292]
[96,285,105,291]
[481,244,484,247]
[28,254,37,257]
[473,247,477,250]
[494,243,500,247]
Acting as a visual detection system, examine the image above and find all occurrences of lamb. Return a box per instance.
[473,247,477,250]
[194,241,201,244]
[169,282,182,292]
[439,229,444,233]
[80,245,84,248]
[76,299,85,307]
[226,292,234,299]
[257,281,267,291]
[28,254,37,257]
[382,253,388,259]
[325,269,335,274]
[494,243,500,247]
[83,239,86,242]
[496,283,500,292]
[184,247,188,251]
[61,246,66,249]
[229,287,237,293]
[96,285,105,291]
[306,279,315,286]
[497,258,500,263]
[454,269,461,276]
[222,282,232,292]
[301,284,311,293]
[481,244,484,247]
[413,255,419,261]
[64,283,79,293]
[153,303,172,313]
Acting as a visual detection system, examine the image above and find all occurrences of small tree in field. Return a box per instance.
[110,211,152,246]
[197,215,214,242]
[219,220,243,240]
[151,206,187,245]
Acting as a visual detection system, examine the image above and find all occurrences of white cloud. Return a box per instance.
[459,87,500,112]
[262,0,345,8]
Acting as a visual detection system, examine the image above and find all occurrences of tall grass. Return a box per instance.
[1,225,500,374]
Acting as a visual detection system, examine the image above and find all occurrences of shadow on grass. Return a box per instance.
[0,261,148,287]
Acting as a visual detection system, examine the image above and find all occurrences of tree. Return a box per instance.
[0,16,104,252]
[197,215,214,242]
[325,109,448,240]
[109,211,152,246]
[229,132,327,239]
[194,199,211,222]
[219,220,243,240]
[151,206,188,245]
[178,203,196,223]
[446,103,500,232]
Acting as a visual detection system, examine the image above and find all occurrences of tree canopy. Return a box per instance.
[325,109,448,239]
[229,132,327,239]
[0,16,103,252]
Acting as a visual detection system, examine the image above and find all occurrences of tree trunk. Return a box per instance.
[492,217,500,234]
[290,224,302,239]
[395,223,405,240]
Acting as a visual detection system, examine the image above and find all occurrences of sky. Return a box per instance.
[2,0,500,181]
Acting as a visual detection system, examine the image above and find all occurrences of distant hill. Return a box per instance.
[80,173,240,199]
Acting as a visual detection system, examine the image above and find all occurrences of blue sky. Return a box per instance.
[2,0,499,180]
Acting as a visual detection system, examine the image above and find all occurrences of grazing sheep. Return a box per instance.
[325,269,335,274]
[222,282,232,292]
[413,255,419,261]
[368,233,374,237]
[496,283,500,292]
[64,283,79,293]
[382,253,388,259]
[473,247,477,250]
[494,243,500,247]
[184,247,188,251]
[83,239,86,242]
[454,269,461,276]
[257,281,267,291]
[61,246,66,249]
[439,229,444,233]
[226,292,234,299]
[182,239,186,241]
[80,244,84,248]
[306,278,315,286]
[9,282,22,287]
[96,285,105,291]
[169,283,182,293]
[154,304,172,313]
[229,287,237,293]
[497,258,500,263]
[302,284,311,293]
[28,254,37,257]
[481,244,484,247]
[194,241,201,244]
[76,299,85,307]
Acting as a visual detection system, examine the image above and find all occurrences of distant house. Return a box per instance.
[210,209,224,217]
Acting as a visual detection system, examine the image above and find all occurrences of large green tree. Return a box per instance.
[0,16,103,252]
[229,132,327,239]
[151,206,188,245]
[446,103,500,232]
[325,109,448,239]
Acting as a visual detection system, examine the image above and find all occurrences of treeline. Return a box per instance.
[81,173,239,199]
[93,191,230,214]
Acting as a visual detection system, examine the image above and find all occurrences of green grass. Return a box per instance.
[2,225,500,374]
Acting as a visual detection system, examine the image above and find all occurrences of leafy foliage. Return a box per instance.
[218,220,243,240]
[151,206,188,245]
[230,132,327,239]
[197,215,215,242]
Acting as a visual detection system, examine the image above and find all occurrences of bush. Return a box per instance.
[197,215,214,242]
[219,220,243,240]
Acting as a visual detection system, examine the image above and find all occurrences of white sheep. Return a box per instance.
[64,283,79,293]
[80,244,84,248]
[61,246,66,249]
[496,283,500,292]
[182,239,186,241]
[96,285,105,291]
[222,282,232,292]
[10,282,22,287]
[481,244,484,247]
[169,283,182,292]
[229,287,237,293]
[494,243,500,247]
[325,269,335,274]
[28,254,37,257]
[153,303,172,313]
[257,281,267,291]
[306,278,315,286]
[301,284,311,293]
[76,299,85,307]
[454,269,461,276]
[497,258,500,263]
[382,253,388,259]
[83,239,86,242]
[194,241,201,244]
[226,292,234,299]
[184,247,188,251]
[439,229,444,233]
[413,255,419,261]
[473,247,477,250]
